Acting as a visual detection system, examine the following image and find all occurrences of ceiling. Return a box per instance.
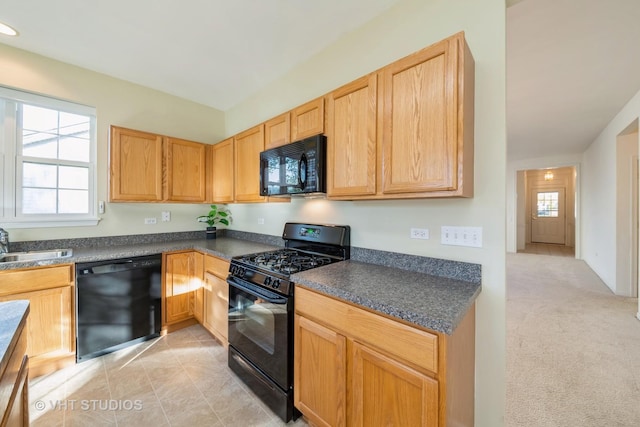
[507,0,640,161]
[1,0,639,162]
[0,0,401,111]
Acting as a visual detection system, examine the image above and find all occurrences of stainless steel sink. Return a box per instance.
[0,249,73,263]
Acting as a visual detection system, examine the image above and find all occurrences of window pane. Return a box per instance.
[22,188,57,214]
[59,166,89,189]
[537,192,559,217]
[59,189,89,213]
[59,112,90,137]
[23,133,58,159]
[22,104,58,132]
[23,162,57,188]
[59,136,90,162]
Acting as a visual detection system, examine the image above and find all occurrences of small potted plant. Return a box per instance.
[197,204,232,239]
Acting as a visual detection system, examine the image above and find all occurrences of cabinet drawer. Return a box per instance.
[296,287,438,374]
[0,264,73,296]
[204,255,230,278]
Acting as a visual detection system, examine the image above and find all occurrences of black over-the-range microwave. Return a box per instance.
[259,134,326,197]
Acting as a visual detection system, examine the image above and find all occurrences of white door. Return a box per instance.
[531,187,566,244]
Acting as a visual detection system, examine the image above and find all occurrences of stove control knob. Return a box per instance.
[264,277,272,286]
[272,279,281,289]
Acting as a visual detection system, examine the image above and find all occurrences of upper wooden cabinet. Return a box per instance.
[264,112,291,150]
[326,32,474,200]
[165,137,206,202]
[326,74,378,198]
[109,125,208,203]
[109,126,164,202]
[207,138,235,203]
[291,97,325,141]
[234,124,266,203]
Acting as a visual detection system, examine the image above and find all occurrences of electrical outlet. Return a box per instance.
[98,201,105,214]
[258,218,265,225]
[410,228,429,240]
[144,217,157,225]
[161,211,171,222]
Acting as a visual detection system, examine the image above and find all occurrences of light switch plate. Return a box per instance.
[441,226,482,247]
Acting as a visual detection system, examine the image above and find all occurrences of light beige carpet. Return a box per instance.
[506,253,640,426]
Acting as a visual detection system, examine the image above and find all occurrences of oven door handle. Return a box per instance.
[227,276,288,304]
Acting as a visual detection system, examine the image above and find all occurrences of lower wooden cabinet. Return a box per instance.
[163,251,203,326]
[294,287,475,427]
[0,315,29,427]
[0,264,75,378]
[203,255,230,345]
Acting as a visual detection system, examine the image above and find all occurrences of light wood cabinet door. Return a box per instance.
[0,286,74,374]
[291,97,324,141]
[0,326,28,427]
[109,126,164,202]
[381,33,468,196]
[234,124,265,203]
[350,342,439,427]
[294,315,347,427]
[193,287,204,324]
[164,251,203,325]
[264,112,291,149]
[326,74,378,197]
[203,272,229,344]
[165,137,207,202]
[208,138,235,203]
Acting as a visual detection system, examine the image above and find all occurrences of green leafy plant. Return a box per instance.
[197,204,232,227]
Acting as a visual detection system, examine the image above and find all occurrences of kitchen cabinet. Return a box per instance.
[326,73,378,197]
[264,112,291,149]
[109,126,164,202]
[203,255,230,345]
[109,125,208,203]
[207,138,234,203]
[165,137,207,202]
[163,251,203,327]
[326,31,474,200]
[291,97,325,141]
[0,264,75,378]
[234,124,266,203]
[0,311,29,427]
[294,287,475,427]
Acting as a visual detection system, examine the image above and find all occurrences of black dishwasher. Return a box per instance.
[75,254,162,362]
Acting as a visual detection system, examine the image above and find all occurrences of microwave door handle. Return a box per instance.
[298,154,308,190]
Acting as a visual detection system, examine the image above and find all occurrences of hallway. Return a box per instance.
[506,252,640,426]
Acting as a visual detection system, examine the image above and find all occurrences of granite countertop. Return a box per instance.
[0,300,29,376]
[0,237,280,270]
[292,260,480,335]
[0,233,481,335]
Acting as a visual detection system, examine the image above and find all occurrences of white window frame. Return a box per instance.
[0,86,99,228]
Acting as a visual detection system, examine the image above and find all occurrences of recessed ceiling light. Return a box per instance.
[0,22,18,36]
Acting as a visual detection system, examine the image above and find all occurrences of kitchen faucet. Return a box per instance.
[0,228,9,254]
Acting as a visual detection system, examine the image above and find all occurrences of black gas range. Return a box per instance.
[227,222,350,422]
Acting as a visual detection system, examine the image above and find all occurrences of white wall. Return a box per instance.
[0,43,226,242]
[583,89,640,294]
[226,0,506,425]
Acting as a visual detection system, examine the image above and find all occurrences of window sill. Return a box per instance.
[0,218,101,229]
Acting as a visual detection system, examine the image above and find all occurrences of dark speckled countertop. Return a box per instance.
[292,260,480,335]
[0,231,481,335]
[0,300,29,376]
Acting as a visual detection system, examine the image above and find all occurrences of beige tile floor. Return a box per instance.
[29,325,308,427]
